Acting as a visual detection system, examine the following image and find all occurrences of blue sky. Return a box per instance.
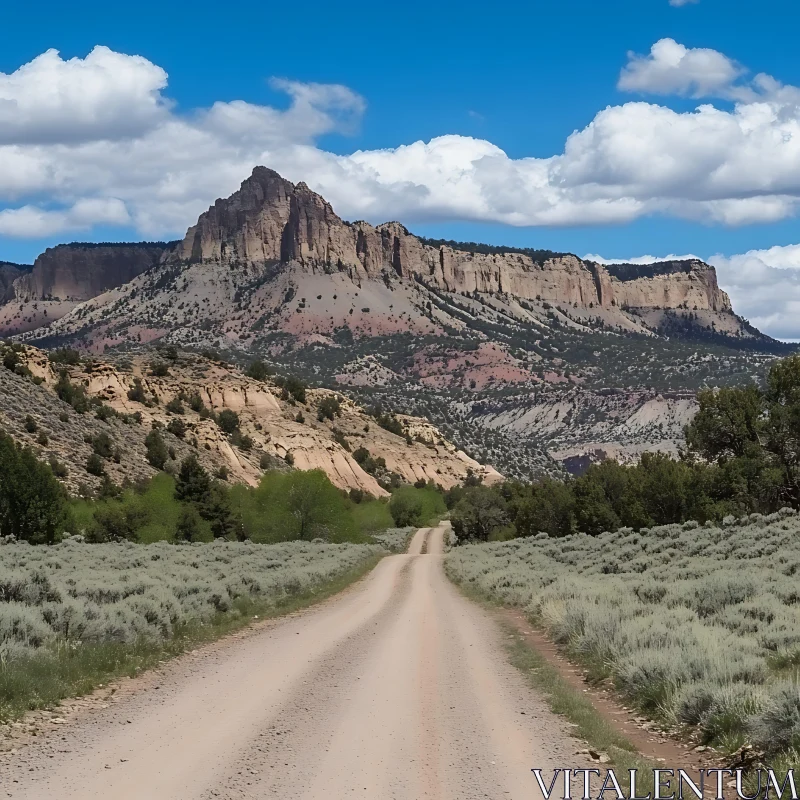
[3,0,800,336]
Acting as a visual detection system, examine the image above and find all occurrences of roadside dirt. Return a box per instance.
[1,524,591,799]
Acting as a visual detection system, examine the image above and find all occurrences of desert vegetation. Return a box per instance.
[446,510,800,767]
[0,537,384,718]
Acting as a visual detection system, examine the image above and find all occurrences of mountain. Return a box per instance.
[9,167,791,477]
[0,343,496,496]
[0,242,175,336]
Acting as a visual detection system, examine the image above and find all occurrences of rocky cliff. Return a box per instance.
[0,262,30,303]
[2,344,499,496]
[12,242,174,302]
[175,167,731,316]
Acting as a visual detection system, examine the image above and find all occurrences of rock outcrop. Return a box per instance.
[6,344,496,496]
[174,167,732,316]
[0,262,30,303]
[11,242,174,302]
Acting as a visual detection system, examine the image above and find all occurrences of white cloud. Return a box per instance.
[2,43,800,241]
[585,245,800,340]
[0,198,130,238]
[584,253,701,265]
[669,0,699,6]
[709,245,800,340]
[0,46,169,144]
[618,39,743,98]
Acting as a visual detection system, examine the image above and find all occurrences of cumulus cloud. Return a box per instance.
[3,43,800,241]
[0,46,169,144]
[709,246,800,340]
[618,39,744,98]
[585,246,800,341]
[0,198,130,238]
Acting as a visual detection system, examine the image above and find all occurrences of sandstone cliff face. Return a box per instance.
[176,167,294,264]
[12,243,173,302]
[175,168,731,315]
[0,262,30,303]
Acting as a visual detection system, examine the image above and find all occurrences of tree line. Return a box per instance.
[449,353,800,542]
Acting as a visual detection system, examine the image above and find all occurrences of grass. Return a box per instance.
[352,498,394,535]
[0,551,384,721]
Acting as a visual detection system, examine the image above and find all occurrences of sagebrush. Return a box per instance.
[446,509,800,761]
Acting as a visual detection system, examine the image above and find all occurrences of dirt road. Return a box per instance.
[6,524,583,799]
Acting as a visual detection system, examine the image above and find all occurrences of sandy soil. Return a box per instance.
[4,524,586,799]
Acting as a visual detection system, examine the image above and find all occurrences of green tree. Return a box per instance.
[686,385,763,461]
[513,478,575,538]
[54,370,90,413]
[174,455,211,504]
[145,429,169,470]
[450,486,509,542]
[86,505,142,543]
[0,432,67,544]
[85,453,105,477]
[285,470,350,540]
[317,396,341,422]
[174,505,203,542]
[388,491,423,527]
[216,409,240,435]
[245,360,272,381]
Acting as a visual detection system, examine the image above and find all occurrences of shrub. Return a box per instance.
[150,362,170,377]
[166,418,187,439]
[2,350,19,371]
[187,392,207,414]
[48,348,82,366]
[444,510,800,763]
[85,453,105,477]
[86,506,142,543]
[216,409,239,435]
[95,404,116,422]
[372,409,404,437]
[48,456,68,478]
[145,429,169,470]
[23,415,37,434]
[126,378,148,404]
[317,396,341,422]
[91,432,114,459]
[281,376,306,404]
[245,360,272,381]
[332,428,350,452]
[54,371,90,413]
[165,396,184,414]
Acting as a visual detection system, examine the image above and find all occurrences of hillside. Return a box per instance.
[5,167,792,477]
[0,343,497,496]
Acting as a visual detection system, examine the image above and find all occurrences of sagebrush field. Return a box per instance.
[446,510,800,763]
[0,538,383,717]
